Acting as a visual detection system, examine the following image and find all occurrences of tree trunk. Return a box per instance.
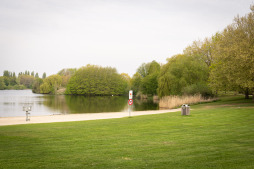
[245,88,249,99]
[253,92,254,102]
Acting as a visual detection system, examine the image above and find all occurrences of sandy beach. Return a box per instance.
[0,109,181,126]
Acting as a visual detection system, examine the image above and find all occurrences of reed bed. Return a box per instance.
[159,94,216,109]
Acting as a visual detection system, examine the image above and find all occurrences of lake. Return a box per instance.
[0,90,159,117]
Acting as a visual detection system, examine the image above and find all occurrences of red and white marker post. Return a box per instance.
[128,90,133,117]
[128,99,133,105]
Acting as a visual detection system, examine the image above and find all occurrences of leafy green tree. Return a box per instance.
[148,60,161,74]
[131,72,142,95]
[58,68,76,87]
[0,76,6,89]
[132,60,160,95]
[209,6,254,99]
[32,78,43,93]
[40,82,51,94]
[3,76,10,86]
[42,72,47,79]
[2,71,17,87]
[3,71,10,86]
[140,61,160,95]
[120,73,131,92]
[66,65,127,95]
[58,68,76,76]
[3,70,11,77]
[9,72,17,86]
[35,73,39,78]
[158,54,209,97]
[184,38,213,67]
[141,73,159,95]
[40,74,62,94]
[137,63,151,78]
[19,75,34,88]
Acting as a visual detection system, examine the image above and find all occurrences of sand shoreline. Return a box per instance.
[0,109,181,126]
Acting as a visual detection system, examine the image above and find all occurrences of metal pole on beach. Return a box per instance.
[129,105,131,117]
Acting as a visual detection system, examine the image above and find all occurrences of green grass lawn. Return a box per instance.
[0,96,254,168]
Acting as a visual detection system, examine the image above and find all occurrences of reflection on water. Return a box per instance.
[66,95,128,113]
[134,98,159,111]
[42,95,70,115]
[0,90,159,117]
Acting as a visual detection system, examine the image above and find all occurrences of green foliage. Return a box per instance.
[32,78,43,93]
[40,83,50,94]
[7,84,26,90]
[0,71,41,90]
[0,70,48,91]
[35,73,39,78]
[3,76,10,86]
[209,6,254,97]
[57,68,76,76]
[158,54,209,97]
[3,70,11,77]
[182,83,213,98]
[141,72,159,95]
[42,72,47,79]
[0,77,26,90]
[148,60,161,74]
[141,61,160,95]
[184,37,215,67]
[19,75,34,89]
[0,77,6,89]
[120,73,131,93]
[40,74,62,94]
[66,65,128,95]
[57,68,77,87]
[137,63,150,78]
[2,70,17,86]
[132,60,160,95]
[131,72,142,95]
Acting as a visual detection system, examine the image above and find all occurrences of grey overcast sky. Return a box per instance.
[0,0,253,77]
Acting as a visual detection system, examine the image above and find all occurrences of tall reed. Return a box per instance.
[159,94,216,109]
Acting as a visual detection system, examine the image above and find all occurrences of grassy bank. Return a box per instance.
[0,96,254,168]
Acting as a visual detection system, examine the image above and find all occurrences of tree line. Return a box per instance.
[0,70,47,90]
[65,65,129,95]
[1,5,253,99]
[133,5,254,100]
[32,66,129,95]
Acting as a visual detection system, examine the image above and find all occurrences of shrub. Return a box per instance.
[182,83,213,98]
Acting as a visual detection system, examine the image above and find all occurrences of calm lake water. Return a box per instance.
[0,90,159,117]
